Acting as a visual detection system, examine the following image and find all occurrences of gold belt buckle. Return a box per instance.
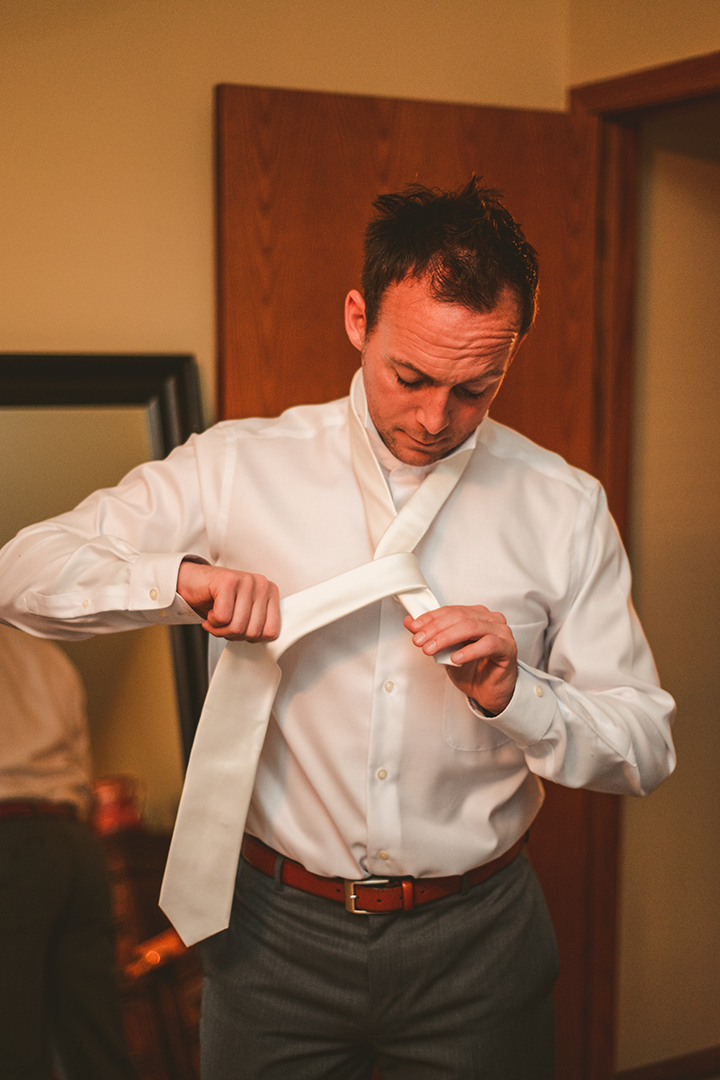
[344,877,391,914]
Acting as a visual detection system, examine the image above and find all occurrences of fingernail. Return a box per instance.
[452,651,464,663]
[414,631,426,645]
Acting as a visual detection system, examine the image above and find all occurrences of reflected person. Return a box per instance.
[0,625,136,1080]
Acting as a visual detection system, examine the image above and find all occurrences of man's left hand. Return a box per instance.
[404,605,518,715]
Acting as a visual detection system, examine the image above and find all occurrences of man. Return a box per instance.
[0,179,675,1079]
[0,625,137,1080]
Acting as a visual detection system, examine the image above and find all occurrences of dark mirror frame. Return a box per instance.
[0,353,208,763]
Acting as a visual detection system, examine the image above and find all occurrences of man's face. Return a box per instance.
[345,276,526,466]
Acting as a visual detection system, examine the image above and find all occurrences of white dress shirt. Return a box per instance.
[0,624,93,813]
[0,377,676,880]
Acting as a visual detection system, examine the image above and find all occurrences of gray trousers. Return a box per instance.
[198,849,558,1079]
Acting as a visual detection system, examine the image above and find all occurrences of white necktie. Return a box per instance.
[159,371,473,945]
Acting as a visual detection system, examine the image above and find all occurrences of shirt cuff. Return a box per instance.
[466,663,557,749]
[130,553,205,624]
[25,551,205,625]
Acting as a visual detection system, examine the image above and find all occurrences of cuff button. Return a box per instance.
[149,588,159,601]
[534,684,544,698]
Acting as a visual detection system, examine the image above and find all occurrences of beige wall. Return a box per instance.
[3,0,719,410]
[568,0,720,85]
[4,0,720,414]
[0,0,567,420]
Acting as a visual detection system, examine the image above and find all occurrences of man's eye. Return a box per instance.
[457,386,486,399]
[395,374,422,390]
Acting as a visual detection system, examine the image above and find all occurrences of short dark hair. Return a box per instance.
[361,177,539,337]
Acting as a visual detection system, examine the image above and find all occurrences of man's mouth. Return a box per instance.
[404,431,444,448]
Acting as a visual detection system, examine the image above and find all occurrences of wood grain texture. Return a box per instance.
[589,119,641,539]
[216,84,616,1080]
[217,85,600,472]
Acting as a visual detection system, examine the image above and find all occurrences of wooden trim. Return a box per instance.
[617,1044,720,1080]
[215,84,231,422]
[588,118,640,539]
[570,49,720,534]
[570,51,720,117]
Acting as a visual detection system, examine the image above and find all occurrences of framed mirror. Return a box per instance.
[0,354,207,831]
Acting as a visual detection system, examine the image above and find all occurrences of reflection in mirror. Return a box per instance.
[0,354,207,832]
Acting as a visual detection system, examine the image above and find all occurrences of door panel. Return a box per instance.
[217,86,599,472]
[216,84,613,1080]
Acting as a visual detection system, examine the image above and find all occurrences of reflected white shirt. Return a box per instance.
[0,379,676,879]
[0,624,92,813]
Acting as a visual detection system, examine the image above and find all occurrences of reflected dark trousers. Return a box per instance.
[199,849,559,1080]
[0,814,136,1080]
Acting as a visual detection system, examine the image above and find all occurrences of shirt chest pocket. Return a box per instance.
[442,620,547,752]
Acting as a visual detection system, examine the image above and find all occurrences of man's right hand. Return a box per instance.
[177,560,281,641]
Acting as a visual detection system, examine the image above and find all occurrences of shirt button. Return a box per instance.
[82,599,90,609]
[378,850,390,861]
[384,681,395,693]
[149,588,159,601]
[377,768,388,780]
[534,684,544,698]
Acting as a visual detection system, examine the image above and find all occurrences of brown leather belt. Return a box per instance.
[0,800,78,820]
[241,833,525,914]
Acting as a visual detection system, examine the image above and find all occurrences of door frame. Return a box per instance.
[570,50,720,539]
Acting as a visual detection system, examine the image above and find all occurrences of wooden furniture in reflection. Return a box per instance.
[101,830,202,1080]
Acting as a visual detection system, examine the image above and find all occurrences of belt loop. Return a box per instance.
[460,870,471,896]
[401,880,414,911]
[273,853,285,892]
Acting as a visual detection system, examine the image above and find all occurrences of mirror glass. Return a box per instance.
[0,355,207,833]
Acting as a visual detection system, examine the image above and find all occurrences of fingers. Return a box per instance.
[403,604,518,713]
[404,605,514,664]
[205,572,280,641]
[177,561,281,641]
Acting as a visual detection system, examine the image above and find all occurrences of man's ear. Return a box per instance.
[344,290,367,352]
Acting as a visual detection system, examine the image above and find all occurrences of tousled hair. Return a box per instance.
[361,177,539,337]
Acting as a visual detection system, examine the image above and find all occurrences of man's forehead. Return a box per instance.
[373,274,522,331]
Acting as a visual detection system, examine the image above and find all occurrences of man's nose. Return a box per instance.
[418,388,451,434]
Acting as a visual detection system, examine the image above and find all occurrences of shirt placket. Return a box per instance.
[365,595,410,877]
[363,463,422,877]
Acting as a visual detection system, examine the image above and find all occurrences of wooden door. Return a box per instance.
[216,84,615,1080]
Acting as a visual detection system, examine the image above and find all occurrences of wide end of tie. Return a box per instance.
[158,887,230,948]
